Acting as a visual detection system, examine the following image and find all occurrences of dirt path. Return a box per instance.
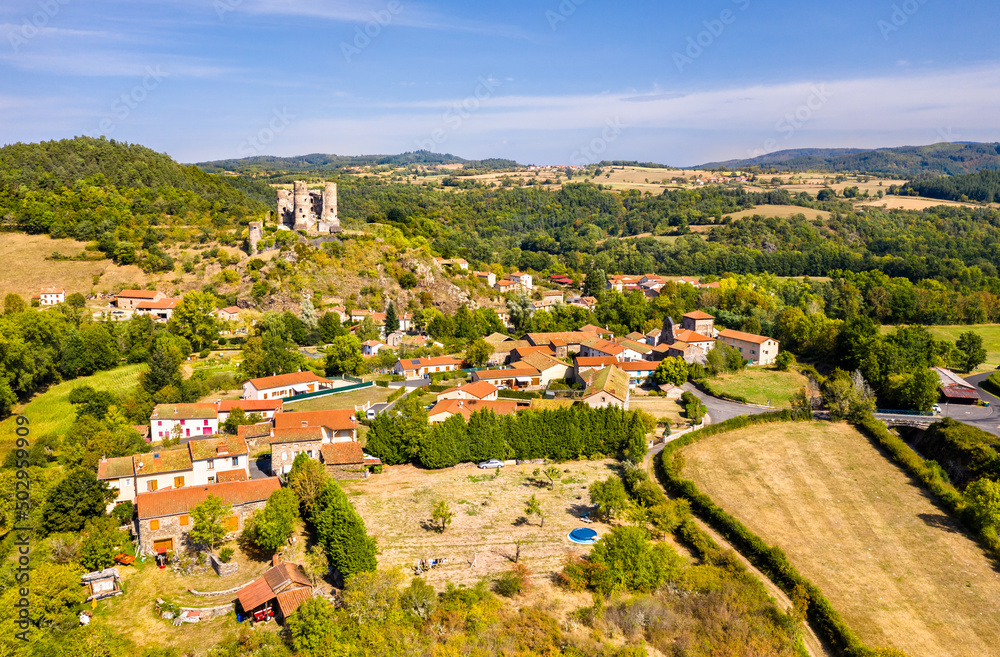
[644,452,832,657]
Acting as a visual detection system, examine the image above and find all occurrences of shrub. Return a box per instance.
[493,563,532,597]
[218,546,234,563]
[199,348,211,358]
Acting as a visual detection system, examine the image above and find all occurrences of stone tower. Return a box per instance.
[248,220,263,255]
[292,180,311,230]
[276,189,293,226]
[322,182,340,232]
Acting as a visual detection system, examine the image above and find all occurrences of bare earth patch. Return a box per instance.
[681,421,1000,657]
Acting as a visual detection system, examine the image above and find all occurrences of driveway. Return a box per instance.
[250,454,271,479]
[954,373,1000,437]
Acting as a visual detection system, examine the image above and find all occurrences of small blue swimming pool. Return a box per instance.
[568,527,599,544]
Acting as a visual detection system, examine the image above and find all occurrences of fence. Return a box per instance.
[283,381,373,404]
[875,408,934,417]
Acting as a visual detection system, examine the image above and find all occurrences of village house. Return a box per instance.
[394,356,463,379]
[135,477,281,555]
[361,340,386,356]
[579,324,614,338]
[717,329,781,366]
[615,338,653,360]
[472,366,541,389]
[518,351,572,387]
[437,381,499,402]
[508,272,533,290]
[135,298,181,322]
[242,371,335,401]
[237,559,313,624]
[150,403,219,441]
[574,357,655,389]
[99,435,251,508]
[494,279,518,293]
[582,365,630,410]
[216,399,284,425]
[271,410,359,475]
[427,398,519,424]
[579,337,629,361]
[526,331,598,355]
[682,311,716,336]
[115,289,164,310]
[38,286,65,306]
[474,271,497,287]
[509,344,558,362]
[321,441,379,479]
[214,306,242,322]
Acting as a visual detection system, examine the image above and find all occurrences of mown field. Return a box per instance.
[0,364,147,455]
[702,367,809,408]
[680,421,1000,657]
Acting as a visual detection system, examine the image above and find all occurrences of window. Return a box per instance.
[174,476,185,488]
[147,480,158,492]
[208,476,215,484]
[150,519,159,530]
[204,420,209,426]
[207,459,214,470]
[232,457,238,467]
[179,515,189,526]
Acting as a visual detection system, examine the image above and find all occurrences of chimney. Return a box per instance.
[217,440,229,456]
[272,554,281,567]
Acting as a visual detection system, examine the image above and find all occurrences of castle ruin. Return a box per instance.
[276,181,340,234]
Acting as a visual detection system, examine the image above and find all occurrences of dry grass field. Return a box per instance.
[859,196,992,211]
[680,421,1000,657]
[0,233,148,298]
[722,204,831,221]
[344,460,621,589]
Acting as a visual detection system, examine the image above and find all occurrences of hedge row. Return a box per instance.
[660,412,898,657]
[981,372,1000,398]
[855,417,1000,557]
[497,389,540,400]
[386,386,407,404]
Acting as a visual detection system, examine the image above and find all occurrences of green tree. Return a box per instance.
[356,317,381,342]
[543,465,560,490]
[774,350,796,371]
[318,311,344,343]
[141,342,181,395]
[311,480,377,577]
[288,452,330,513]
[40,468,115,536]
[78,517,124,572]
[189,494,232,551]
[587,526,684,595]
[507,293,535,334]
[956,331,987,372]
[431,500,454,533]
[652,357,687,385]
[384,302,400,335]
[303,543,330,586]
[325,335,363,376]
[285,597,338,655]
[3,293,26,315]
[167,291,220,351]
[244,488,299,553]
[589,476,630,521]
[342,568,405,625]
[464,338,493,367]
[525,494,544,527]
[964,477,1000,531]
[583,267,606,298]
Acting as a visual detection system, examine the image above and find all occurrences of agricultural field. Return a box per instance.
[722,204,831,222]
[680,421,1000,657]
[0,363,147,455]
[344,460,621,589]
[881,324,1000,372]
[701,367,809,408]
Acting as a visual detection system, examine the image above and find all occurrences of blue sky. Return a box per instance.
[1,0,998,165]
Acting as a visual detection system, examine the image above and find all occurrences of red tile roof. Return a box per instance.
[247,371,333,391]
[117,289,161,299]
[274,409,357,432]
[151,403,217,420]
[439,381,498,400]
[396,356,462,370]
[217,399,284,413]
[718,329,777,345]
[320,442,364,465]
[473,367,540,380]
[238,422,273,440]
[428,399,519,421]
[136,478,280,519]
[271,426,326,444]
[217,469,248,483]
[188,435,248,460]
[683,311,715,320]
[136,298,181,310]
[238,562,312,612]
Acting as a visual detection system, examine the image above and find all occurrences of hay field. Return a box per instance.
[681,421,1000,657]
[344,460,619,588]
[722,205,831,221]
[703,368,809,408]
[859,196,992,211]
[0,363,147,456]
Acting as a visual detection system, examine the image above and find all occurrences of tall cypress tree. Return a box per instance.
[384,302,399,335]
[311,480,377,577]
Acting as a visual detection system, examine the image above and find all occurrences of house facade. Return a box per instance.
[150,403,219,441]
[243,371,335,400]
[437,381,499,402]
[135,478,280,555]
[135,298,181,322]
[116,289,164,310]
[39,287,65,305]
[717,329,780,366]
[394,356,462,379]
[216,399,284,424]
[271,410,359,475]
[471,367,541,389]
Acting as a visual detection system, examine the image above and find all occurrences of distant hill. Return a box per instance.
[196,150,521,174]
[698,142,1000,176]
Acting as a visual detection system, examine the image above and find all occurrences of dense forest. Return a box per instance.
[701,142,1000,176]
[903,169,1000,203]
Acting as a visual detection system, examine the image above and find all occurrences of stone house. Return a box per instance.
[135,477,281,555]
[320,442,368,479]
[582,365,630,410]
[115,289,164,310]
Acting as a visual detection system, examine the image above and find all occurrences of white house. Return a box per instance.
[361,340,386,356]
[508,272,533,291]
[717,329,781,366]
[39,287,65,306]
[436,381,499,402]
[242,371,335,401]
[150,403,219,441]
[394,356,463,379]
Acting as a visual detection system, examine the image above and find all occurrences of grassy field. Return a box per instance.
[722,204,831,222]
[629,396,689,431]
[881,324,1000,372]
[344,460,620,589]
[680,421,1000,657]
[285,385,394,412]
[0,364,147,455]
[703,367,809,408]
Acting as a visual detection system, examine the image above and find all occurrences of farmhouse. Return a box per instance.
[437,381,499,402]
[135,477,281,555]
[518,351,571,386]
[717,329,781,366]
[242,371,335,400]
[150,403,219,441]
[271,410,359,475]
[494,279,518,293]
[320,441,371,479]
[582,365,630,410]
[394,356,462,379]
[116,289,164,310]
[474,271,497,287]
[472,366,541,389]
[507,272,533,290]
[427,398,519,423]
[135,298,181,322]
[38,286,65,305]
[214,306,242,322]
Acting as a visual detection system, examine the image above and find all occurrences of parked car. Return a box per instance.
[932,404,942,415]
[477,459,504,469]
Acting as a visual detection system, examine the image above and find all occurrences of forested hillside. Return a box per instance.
[903,170,1000,203]
[196,150,520,175]
[701,142,1000,176]
[0,137,267,271]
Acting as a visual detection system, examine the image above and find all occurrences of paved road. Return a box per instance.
[954,372,1000,436]
[681,383,774,424]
